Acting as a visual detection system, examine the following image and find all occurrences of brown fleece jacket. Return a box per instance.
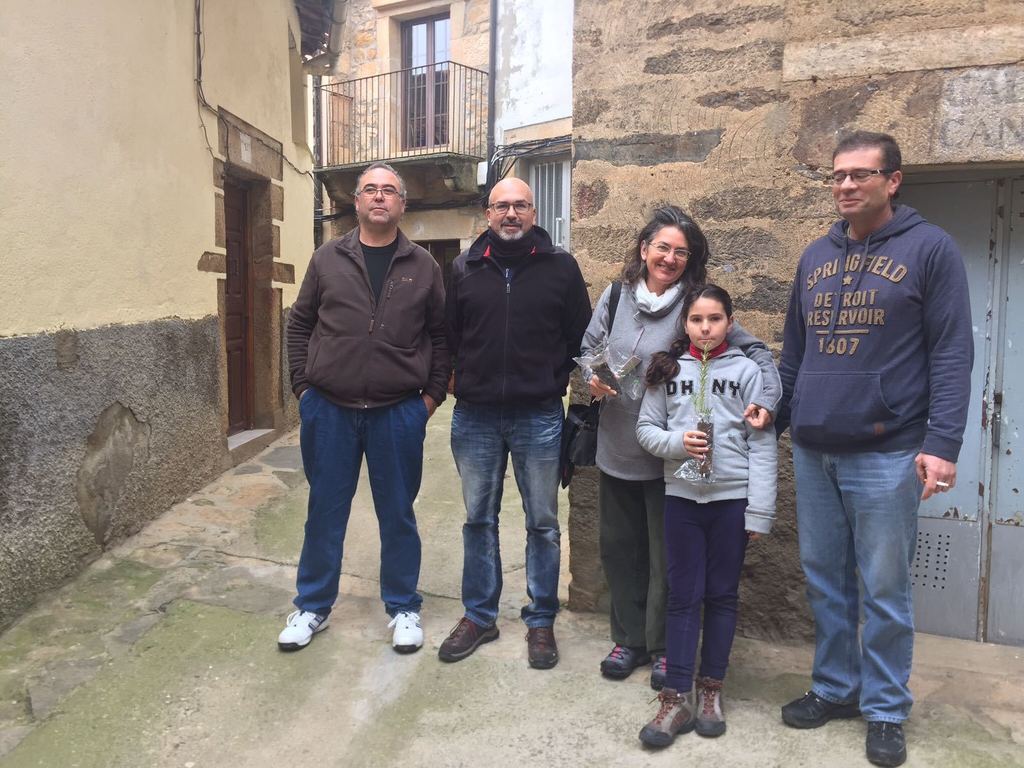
[287,227,449,408]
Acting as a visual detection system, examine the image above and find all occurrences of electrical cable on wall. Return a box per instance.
[489,135,572,187]
[193,0,315,184]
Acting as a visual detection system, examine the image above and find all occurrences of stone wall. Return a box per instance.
[569,0,1024,641]
[0,312,302,630]
[0,319,224,628]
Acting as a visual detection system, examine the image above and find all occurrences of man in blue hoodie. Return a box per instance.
[776,132,973,767]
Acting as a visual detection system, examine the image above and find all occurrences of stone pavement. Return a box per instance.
[1,405,1022,768]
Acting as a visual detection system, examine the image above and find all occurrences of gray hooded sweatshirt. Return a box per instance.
[582,282,782,482]
[636,346,777,534]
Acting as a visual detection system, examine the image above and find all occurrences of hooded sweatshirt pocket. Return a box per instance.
[791,371,898,445]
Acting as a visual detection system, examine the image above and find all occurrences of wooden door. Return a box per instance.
[224,182,253,434]
[421,239,461,285]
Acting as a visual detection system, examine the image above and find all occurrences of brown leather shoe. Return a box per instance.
[526,626,559,669]
[438,617,499,663]
[639,687,696,747]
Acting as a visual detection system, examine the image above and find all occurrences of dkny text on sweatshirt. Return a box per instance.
[636,347,777,534]
[582,282,781,482]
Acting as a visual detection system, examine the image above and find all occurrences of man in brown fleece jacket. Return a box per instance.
[278,162,448,655]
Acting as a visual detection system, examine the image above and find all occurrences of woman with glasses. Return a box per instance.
[581,205,781,689]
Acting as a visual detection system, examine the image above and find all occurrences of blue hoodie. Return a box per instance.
[777,205,973,462]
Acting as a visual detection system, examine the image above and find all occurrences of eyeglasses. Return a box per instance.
[647,241,691,259]
[357,185,402,198]
[824,169,893,186]
[488,201,534,214]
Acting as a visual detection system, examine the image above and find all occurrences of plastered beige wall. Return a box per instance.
[0,0,314,337]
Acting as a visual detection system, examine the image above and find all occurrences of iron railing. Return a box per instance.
[319,61,489,168]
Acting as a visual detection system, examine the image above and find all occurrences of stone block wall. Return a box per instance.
[569,0,1024,641]
[0,320,228,628]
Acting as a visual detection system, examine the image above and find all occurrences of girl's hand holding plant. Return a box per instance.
[683,430,709,459]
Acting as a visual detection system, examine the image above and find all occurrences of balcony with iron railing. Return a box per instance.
[316,61,489,202]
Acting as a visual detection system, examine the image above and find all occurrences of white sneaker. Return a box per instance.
[388,611,423,654]
[277,610,329,651]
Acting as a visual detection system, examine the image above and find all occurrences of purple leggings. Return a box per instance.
[663,495,748,692]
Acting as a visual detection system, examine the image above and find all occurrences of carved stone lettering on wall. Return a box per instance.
[937,67,1024,162]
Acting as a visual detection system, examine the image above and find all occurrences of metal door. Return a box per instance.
[987,179,1024,644]
[902,174,1024,645]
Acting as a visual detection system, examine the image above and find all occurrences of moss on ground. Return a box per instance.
[3,600,324,768]
[0,559,165,726]
[252,485,307,562]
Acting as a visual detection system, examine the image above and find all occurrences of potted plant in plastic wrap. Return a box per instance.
[676,342,715,483]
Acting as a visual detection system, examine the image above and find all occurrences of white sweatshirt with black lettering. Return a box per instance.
[636,346,777,534]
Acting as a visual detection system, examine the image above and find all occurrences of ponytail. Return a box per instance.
[646,337,688,386]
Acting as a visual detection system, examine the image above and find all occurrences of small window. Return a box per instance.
[529,156,571,249]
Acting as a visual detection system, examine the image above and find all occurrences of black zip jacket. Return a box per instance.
[445,226,592,405]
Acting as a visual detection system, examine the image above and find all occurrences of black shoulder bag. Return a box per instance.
[559,281,622,488]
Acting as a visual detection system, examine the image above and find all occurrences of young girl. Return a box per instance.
[635,284,777,746]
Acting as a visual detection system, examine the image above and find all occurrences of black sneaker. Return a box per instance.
[781,691,861,728]
[600,645,650,679]
[866,722,907,767]
[438,617,499,662]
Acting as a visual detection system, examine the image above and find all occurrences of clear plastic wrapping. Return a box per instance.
[574,339,644,400]
[674,411,715,484]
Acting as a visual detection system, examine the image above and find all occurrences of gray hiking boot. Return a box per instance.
[695,676,726,737]
[639,687,695,747]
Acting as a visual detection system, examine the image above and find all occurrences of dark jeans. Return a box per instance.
[599,472,667,652]
[663,495,748,692]
[294,389,428,618]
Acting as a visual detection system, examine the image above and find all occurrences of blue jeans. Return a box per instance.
[294,389,427,618]
[792,444,922,723]
[450,398,563,628]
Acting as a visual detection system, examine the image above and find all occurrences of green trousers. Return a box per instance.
[599,471,667,653]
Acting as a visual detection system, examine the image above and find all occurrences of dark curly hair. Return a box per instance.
[621,206,709,288]
[646,284,734,386]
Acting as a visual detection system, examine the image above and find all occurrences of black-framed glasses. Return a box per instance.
[647,241,691,259]
[824,169,893,186]
[489,201,533,214]
[357,185,402,198]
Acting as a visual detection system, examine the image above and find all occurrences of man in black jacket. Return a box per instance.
[279,162,448,655]
[439,177,591,669]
